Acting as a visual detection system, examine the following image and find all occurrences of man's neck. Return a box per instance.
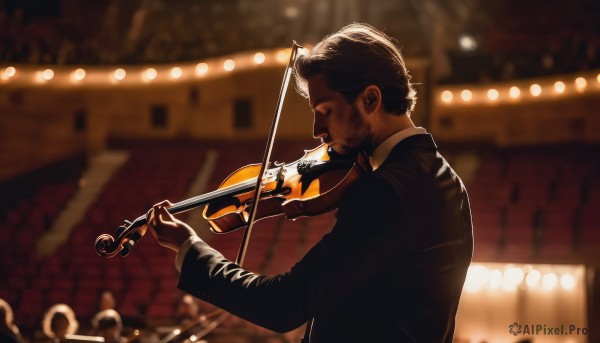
[370,113,416,152]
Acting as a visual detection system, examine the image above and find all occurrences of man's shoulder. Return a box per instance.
[347,169,405,201]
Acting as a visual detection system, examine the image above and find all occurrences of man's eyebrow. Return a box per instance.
[310,98,330,111]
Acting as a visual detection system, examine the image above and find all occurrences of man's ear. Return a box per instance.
[361,85,382,114]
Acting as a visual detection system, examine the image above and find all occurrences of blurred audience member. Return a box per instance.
[175,294,199,326]
[0,299,23,343]
[99,290,117,311]
[91,309,126,343]
[42,304,78,343]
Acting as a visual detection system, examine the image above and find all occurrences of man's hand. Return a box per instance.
[147,200,197,252]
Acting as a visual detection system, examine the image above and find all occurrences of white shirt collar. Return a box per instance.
[369,127,427,170]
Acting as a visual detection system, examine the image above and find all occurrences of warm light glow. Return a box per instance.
[276,50,289,63]
[554,81,565,93]
[489,269,503,289]
[487,88,499,101]
[284,5,299,18]
[3,66,16,79]
[458,34,477,52]
[72,68,86,81]
[460,89,472,102]
[114,68,126,81]
[144,68,157,81]
[525,270,541,287]
[464,265,490,292]
[173,329,181,335]
[5,49,599,99]
[530,84,542,96]
[504,267,524,285]
[189,335,198,342]
[575,77,587,90]
[441,90,453,103]
[42,68,54,81]
[509,86,521,99]
[170,67,182,79]
[253,52,266,64]
[195,63,209,76]
[502,267,523,290]
[542,272,558,290]
[560,274,576,290]
[223,59,235,71]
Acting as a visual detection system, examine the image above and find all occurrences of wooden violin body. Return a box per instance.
[205,144,370,233]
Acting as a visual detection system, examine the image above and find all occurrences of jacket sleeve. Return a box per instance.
[177,175,407,332]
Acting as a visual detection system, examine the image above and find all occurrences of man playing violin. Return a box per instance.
[147,23,473,342]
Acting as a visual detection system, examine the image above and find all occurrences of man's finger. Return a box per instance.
[155,203,178,223]
[146,208,156,227]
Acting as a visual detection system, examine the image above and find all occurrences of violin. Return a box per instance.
[95,144,371,258]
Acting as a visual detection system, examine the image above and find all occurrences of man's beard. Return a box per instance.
[333,105,372,156]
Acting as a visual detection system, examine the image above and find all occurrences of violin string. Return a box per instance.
[169,161,305,214]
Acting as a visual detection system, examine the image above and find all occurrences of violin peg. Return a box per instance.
[119,230,143,257]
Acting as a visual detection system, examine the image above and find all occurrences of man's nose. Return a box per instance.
[313,116,327,139]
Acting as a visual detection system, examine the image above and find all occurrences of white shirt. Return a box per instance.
[175,126,428,271]
[369,127,428,170]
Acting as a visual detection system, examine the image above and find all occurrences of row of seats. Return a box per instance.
[469,150,600,261]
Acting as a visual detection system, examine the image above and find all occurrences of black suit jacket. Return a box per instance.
[178,134,473,342]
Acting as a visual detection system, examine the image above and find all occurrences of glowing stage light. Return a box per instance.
[460,89,472,102]
[440,90,453,103]
[575,77,587,90]
[253,52,266,65]
[3,66,16,79]
[509,86,521,99]
[276,50,289,63]
[464,265,490,292]
[554,81,565,93]
[41,69,54,81]
[144,68,157,81]
[113,68,126,81]
[195,63,208,76]
[72,68,86,81]
[170,67,182,79]
[502,267,524,291]
[487,88,499,101]
[223,59,235,71]
[542,272,558,290]
[530,84,542,96]
[458,34,477,52]
[525,270,541,287]
[504,267,524,285]
[489,269,503,289]
[560,274,575,290]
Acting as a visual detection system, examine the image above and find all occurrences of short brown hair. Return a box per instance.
[294,23,417,115]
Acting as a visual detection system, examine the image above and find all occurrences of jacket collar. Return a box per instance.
[369,127,432,170]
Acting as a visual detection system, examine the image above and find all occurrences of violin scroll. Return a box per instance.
[94,233,115,257]
[95,219,146,257]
